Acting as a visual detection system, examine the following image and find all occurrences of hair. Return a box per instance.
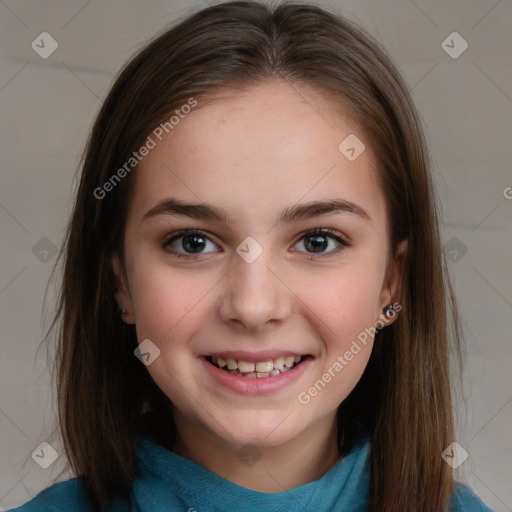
[43,1,464,511]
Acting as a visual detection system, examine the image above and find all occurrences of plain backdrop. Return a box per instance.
[0,1,511,510]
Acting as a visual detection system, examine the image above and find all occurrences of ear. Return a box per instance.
[379,239,408,325]
[111,253,135,324]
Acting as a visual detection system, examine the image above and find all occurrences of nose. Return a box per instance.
[217,247,292,333]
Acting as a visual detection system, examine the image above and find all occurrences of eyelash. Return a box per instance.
[162,228,350,259]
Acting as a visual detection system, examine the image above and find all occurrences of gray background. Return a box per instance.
[0,0,511,510]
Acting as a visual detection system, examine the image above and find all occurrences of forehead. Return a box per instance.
[128,80,386,229]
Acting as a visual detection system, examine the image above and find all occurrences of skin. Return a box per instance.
[112,79,407,492]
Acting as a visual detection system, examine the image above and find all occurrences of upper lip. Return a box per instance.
[202,350,311,362]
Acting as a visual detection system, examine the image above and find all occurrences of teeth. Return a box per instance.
[273,356,285,369]
[284,356,295,368]
[210,354,305,375]
[255,360,273,372]
[237,360,256,372]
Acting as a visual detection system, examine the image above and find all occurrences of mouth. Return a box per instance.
[204,354,313,378]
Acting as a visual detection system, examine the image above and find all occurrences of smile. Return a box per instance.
[206,355,308,378]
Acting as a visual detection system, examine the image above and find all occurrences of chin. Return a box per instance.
[215,412,300,448]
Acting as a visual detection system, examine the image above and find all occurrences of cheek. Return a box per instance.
[296,264,383,344]
[302,277,378,402]
[292,264,381,404]
[128,256,211,344]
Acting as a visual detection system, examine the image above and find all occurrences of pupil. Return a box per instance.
[306,235,327,252]
[183,235,205,253]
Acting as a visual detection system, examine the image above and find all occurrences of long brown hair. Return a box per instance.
[44,1,463,510]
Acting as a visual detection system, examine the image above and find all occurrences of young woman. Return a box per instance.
[9,1,494,511]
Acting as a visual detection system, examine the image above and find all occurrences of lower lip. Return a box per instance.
[200,356,313,395]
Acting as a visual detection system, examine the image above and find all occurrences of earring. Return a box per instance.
[383,304,394,318]
[120,308,127,316]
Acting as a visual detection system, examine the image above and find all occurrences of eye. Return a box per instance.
[162,227,350,259]
[292,228,350,256]
[162,230,220,257]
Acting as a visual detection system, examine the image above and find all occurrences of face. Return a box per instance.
[112,80,407,451]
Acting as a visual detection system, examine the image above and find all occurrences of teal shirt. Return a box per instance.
[7,435,494,511]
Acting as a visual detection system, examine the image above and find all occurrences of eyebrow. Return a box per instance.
[143,197,371,224]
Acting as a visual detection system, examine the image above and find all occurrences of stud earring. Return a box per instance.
[383,304,394,318]
[120,308,127,316]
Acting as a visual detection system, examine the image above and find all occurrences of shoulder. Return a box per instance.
[5,477,94,512]
[448,482,495,511]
